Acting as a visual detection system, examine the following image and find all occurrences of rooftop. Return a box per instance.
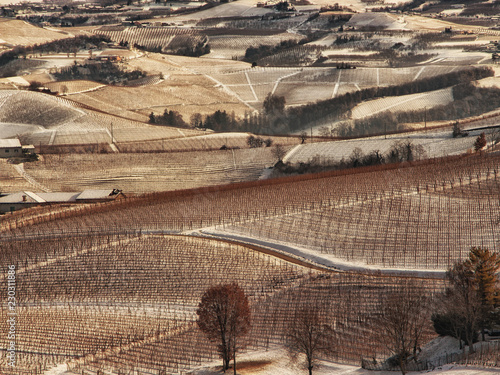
[0,139,21,148]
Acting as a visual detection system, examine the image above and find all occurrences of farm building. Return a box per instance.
[0,189,124,214]
[0,139,36,158]
[0,139,22,158]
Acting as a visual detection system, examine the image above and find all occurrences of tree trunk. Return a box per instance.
[308,365,313,375]
[399,355,406,375]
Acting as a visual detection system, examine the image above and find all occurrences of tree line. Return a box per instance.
[273,140,426,176]
[0,35,111,68]
[54,60,146,85]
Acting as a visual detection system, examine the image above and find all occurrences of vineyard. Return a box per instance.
[44,80,106,95]
[350,87,454,119]
[0,19,67,46]
[20,146,292,193]
[2,4,500,374]
[207,32,304,60]
[3,153,499,272]
[93,26,201,52]
[0,232,444,374]
[0,90,85,128]
[0,89,224,148]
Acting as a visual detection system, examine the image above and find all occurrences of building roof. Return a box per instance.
[0,139,21,148]
[37,192,81,202]
[0,190,118,204]
[0,191,80,204]
[76,189,118,200]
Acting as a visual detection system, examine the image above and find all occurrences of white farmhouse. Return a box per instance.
[0,139,22,158]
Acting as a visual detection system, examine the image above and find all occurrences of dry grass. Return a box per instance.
[0,19,69,46]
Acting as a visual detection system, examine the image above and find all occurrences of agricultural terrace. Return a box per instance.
[0,90,209,148]
[0,232,444,374]
[93,26,203,53]
[207,32,304,60]
[21,145,294,193]
[3,153,499,273]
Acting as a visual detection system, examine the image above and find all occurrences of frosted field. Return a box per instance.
[0,90,211,147]
[346,13,407,30]
[284,127,485,165]
[155,0,275,22]
[0,19,68,46]
[351,87,454,119]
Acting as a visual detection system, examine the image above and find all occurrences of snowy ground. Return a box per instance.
[187,342,500,375]
[55,337,500,375]
[284,127,485,165]
[200,228,446,277]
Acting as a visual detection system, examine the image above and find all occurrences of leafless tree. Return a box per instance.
[487,127,500,150]
[374,281,430,375]
[196,283,251,374]
[286,306,336,375]
[272,144,286,163]
[300,131,308,144]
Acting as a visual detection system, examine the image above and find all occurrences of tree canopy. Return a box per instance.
[196,283,251,374]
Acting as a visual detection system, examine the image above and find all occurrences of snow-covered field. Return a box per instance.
[188,338,500,375]
[351,88,453,120]
[284,127,482,165]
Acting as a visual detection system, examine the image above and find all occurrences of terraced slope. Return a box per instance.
[5,153,499,272]
[0,233,443,374]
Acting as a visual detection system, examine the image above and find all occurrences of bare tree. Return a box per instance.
[286,306,336,375]
[271,144,286,163]
[300,131,308,144]
[196,283,251,374]
[435,261,483,352]
[374,281,430,375]
[487,127,500,150]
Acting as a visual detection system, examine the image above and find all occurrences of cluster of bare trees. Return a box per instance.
[195,246,500,375]
[373,281,430,375]
[433,247,500,352]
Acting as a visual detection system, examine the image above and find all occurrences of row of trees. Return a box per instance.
[54,60,146,85]
[197,247,500,375]
[0,35,111,68]
[274,140,426,176]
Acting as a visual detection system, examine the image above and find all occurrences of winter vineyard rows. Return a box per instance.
[3,153,500,269]
[0,233,443,374]
[93,27,200,52]
[2,153,500,374]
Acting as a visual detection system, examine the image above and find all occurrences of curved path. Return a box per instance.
[196,228,446,279]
